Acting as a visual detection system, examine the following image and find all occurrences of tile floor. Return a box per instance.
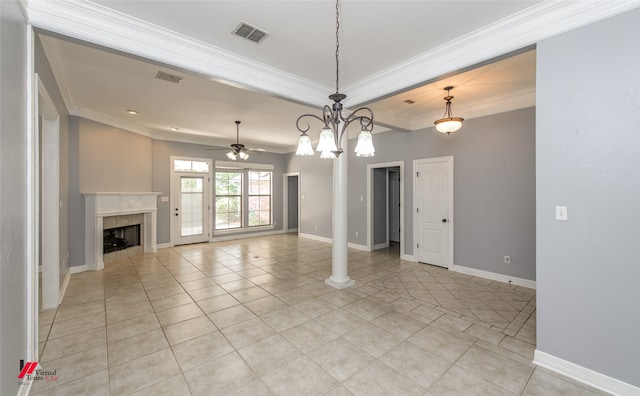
[34,235,608,395]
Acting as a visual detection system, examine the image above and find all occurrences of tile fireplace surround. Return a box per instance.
[84,192,160,270]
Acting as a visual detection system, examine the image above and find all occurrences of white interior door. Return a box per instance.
[172,158,211,246]
[389,170,400,243]
[415,157,452,268]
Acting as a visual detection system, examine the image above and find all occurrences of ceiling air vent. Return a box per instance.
[155,71,183,84]
[232,21,269,44]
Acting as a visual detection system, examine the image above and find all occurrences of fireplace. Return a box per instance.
[104,224,140,254]
[84,192,160,270]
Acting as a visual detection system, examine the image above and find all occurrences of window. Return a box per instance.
[214,165,273,231]
[248,171,271,227]
[174,159,209,173]
[215,171,242,230]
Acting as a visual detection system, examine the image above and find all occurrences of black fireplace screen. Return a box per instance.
[103,224,141,254]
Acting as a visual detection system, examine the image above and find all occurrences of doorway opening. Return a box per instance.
[367,161,404,258]
[283,172,300,234]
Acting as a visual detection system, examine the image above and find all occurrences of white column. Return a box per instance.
[325,139,355,289]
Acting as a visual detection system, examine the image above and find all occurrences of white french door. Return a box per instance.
[415,156,453,268]
[171,157,212,245]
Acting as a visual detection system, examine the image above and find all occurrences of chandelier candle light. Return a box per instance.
[434,86,464,134]
[295,0,374,289]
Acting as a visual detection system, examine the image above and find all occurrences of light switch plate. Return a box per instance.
[555,206,568,221]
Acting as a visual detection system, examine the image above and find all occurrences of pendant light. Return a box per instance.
[434,86,464,134]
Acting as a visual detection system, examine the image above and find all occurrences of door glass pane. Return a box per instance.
[181,177,204,236]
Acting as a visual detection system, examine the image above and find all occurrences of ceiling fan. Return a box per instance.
[208,120,265,160]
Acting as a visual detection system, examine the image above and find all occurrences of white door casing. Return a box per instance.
[367,161,404,255]
[414,156,453,268]
[389,170,401,243]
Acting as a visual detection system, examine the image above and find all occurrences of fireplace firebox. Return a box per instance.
[103,224,141,254]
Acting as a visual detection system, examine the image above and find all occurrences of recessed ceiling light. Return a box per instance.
[126,109,138,115]
[170,127,179,131]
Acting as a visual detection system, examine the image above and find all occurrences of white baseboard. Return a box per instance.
[157,242,173,249]
[373,242,389,250]
[298,233,332,244]
[452,264,536,289]
[59,269,72,305]
[211,229,284,242]
[534,350,640,396]
[287,228,298,233]
[401,253,416,262]
[69,265,87,274]
[348,242,368,251]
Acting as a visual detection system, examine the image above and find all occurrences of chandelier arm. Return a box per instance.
[296,114,327,133]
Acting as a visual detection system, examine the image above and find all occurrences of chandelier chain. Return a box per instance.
[335,0,340,93]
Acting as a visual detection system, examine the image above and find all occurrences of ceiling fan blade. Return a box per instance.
[246,148,266,152]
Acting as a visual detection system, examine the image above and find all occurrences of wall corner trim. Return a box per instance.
[401,254,416,262]
[533,350,640,396]
[452,264,536,289]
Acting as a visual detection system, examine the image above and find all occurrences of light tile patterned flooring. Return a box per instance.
[34,235,608,395]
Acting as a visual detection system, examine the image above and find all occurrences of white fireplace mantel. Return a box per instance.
[84,192,161,270]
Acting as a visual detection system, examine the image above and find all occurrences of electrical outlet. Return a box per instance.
[504,256,511,264]
[315,225,318,231]
[355,231,359,237]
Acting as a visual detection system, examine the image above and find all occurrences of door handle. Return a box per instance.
[442,218,447,223]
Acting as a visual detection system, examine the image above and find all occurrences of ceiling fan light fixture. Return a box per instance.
[239,151,249,160]
[226,151,237,160]
[434,86,464,134]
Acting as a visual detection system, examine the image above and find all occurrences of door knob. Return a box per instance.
[442,218,447,223]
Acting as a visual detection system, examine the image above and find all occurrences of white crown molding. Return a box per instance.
[345,1,640,106]
[534,350,640,396]
[25,0,332,108]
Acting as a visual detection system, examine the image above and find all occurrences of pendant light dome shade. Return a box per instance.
[434,86,464,134]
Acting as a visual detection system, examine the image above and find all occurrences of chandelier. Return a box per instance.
[434,86,464,134]
[295,0,375,159]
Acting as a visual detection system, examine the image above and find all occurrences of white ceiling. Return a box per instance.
[27,1,638,153]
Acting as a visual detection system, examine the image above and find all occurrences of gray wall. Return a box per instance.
[536,8,640,386]
[287,107,536,280]
[152,140,286,244]
[0,1,28,394]
[69,118,153,266]
[285,152,334,238]
[287,175,298,230]
[373,168,387,245]
[35,35,71,287]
